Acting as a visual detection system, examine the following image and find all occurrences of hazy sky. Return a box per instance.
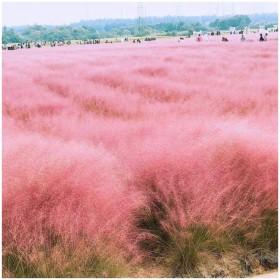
[2,2,278,27]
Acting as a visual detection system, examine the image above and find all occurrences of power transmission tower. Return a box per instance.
[85,2,89,20]
[216,2,226,17]
[215,3,220,17]
[231,3,235,16]
[137,3,145,31]
[175,3,182,17]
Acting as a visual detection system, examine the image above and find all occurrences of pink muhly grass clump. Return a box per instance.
[3,132,141,257]
[125,120,277,253]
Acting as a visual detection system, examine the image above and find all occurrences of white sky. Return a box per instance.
[2,1,278,27]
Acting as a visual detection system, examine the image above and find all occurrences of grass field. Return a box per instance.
[2,33,278,277]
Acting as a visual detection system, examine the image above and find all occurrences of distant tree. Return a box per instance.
[166,31,177,37]
[210,15,251,30]
[133,28,150,37]
[192,22,208,32]
[177,21,186,31]
[2,28,23,43]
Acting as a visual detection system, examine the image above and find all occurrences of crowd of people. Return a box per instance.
[259,33,269,41]
[2,40,68,50]
[193,29,275,43]
[239,32,269,42]
[2,37,159,50]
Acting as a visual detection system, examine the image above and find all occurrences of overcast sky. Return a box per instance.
[2,2,278,27]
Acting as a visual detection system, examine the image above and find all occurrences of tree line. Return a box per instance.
[2,13,277,44]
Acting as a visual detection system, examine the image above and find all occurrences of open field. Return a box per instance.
[2,33,278,277]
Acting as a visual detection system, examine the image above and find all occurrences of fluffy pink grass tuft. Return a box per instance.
[3,132,140,256]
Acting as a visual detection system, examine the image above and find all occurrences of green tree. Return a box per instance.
[2,28,23,43]
[210,15,251,30]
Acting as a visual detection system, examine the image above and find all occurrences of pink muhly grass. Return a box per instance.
[128,124,277,228]
[2,34,278,274]
[3,133,141,257]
